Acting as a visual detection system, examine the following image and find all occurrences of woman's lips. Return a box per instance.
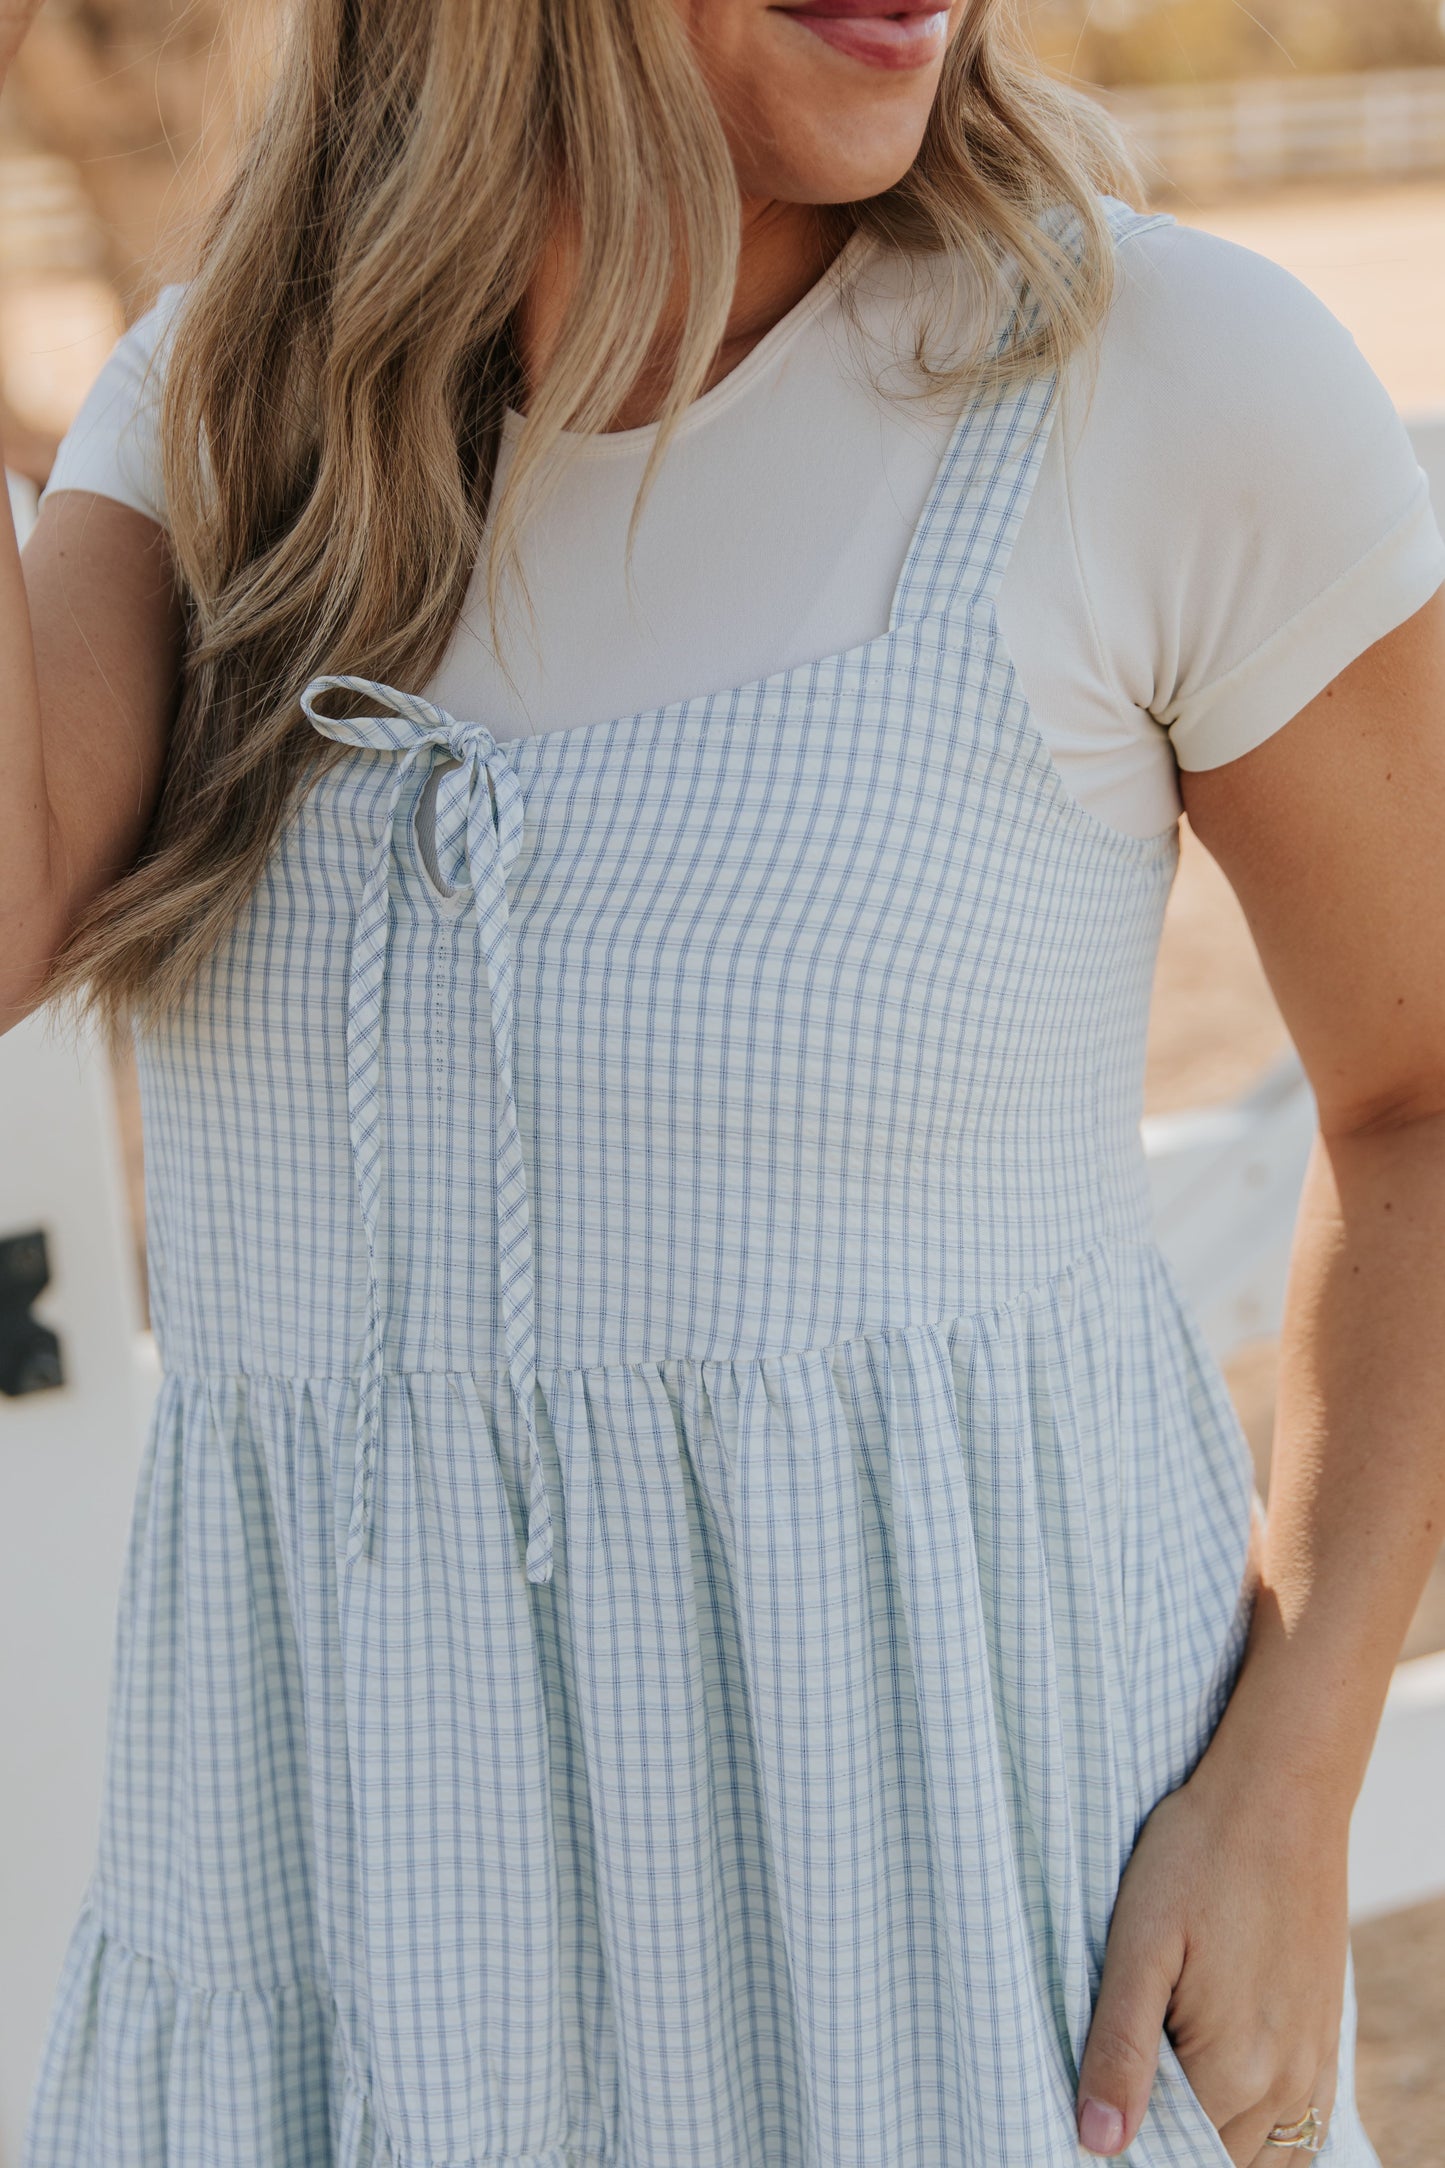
[776,2,951,71]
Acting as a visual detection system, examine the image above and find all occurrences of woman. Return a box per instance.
[5,0,1445,2162]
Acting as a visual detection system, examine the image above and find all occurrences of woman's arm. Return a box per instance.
[0,0,182,1035]
[1076,581,1445,2165]
[0,488,183,1033]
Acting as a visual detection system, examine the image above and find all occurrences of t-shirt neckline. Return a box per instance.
[502,223,880,458]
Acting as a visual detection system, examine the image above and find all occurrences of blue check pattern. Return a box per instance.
[24,199,1379,2167]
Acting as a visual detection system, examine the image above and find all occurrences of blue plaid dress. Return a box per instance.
[26,199,1379,2167]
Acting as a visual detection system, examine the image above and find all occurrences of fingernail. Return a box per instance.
[1078,2098,1126,2155]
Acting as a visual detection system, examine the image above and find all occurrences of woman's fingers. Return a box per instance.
[1237,2048,1340,2168]
[1222,2094,1311,2168]
[1077,1764,1349,2163]
[1179,2023,1339,2163]
[1075,1873,1184,2156]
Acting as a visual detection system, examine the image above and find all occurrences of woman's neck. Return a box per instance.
[518,195,849,432]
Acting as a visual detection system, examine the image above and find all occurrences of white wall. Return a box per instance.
[0,1012,155,2167]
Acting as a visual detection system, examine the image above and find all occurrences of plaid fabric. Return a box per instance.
[25,199,1379,2166]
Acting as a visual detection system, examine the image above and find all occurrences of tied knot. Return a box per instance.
[301,675,524,890]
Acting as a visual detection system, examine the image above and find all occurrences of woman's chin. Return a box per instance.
[733,125,935,206]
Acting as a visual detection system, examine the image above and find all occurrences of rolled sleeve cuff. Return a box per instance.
[1166,476,1445,773]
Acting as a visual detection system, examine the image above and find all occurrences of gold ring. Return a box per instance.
[1265,2106,1327,2152]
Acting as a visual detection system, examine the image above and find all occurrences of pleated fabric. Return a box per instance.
[25,198,1379,2167]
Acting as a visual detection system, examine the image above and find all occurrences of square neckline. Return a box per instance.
[502,585,1179,877]
[490,198,1169,776]
[449,200,1179,876]
[501,355,1020,776]
[497,339,1177,870]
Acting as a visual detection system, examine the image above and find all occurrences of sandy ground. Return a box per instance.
[88,177,1445,2164]
[1352,1895,1445,2166]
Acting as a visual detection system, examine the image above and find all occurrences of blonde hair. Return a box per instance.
[39,0,1141,1047]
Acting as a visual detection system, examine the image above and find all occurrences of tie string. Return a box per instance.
[300,674,553,1584]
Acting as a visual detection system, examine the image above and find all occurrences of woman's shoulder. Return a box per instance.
[41,281,191,531]
[1090,209,1402,453]
[99,279,192,419]
[69,279,190,419]
[1056,204,1422,557]
[1051,207,1443,766]
[1012,193,1397,460]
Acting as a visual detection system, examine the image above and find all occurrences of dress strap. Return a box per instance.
[889,198,1174,628]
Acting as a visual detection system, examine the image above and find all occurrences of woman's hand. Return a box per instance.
[1075,1749,1349,2164]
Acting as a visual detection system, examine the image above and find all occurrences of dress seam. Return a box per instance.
[71,1908,603,2168]
[155,1230,1166,1384]
[66,1899,329,2002]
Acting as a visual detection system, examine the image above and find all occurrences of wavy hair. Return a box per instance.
[39,0,1141,1045]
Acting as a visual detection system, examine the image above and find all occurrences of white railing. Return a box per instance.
[1100,66,1445,196]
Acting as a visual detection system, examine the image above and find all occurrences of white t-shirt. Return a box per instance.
[43,212,1445,838]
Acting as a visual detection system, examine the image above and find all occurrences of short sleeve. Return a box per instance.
[1060,223,1445,773]
[40,283,188,532]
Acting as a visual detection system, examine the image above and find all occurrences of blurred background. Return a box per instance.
[1033,0,1445,80]
[1,0,1443,2159]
